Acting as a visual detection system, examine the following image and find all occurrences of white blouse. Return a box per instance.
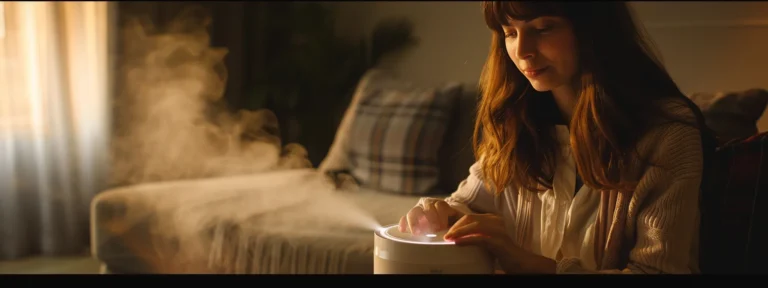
[418,125,601,270]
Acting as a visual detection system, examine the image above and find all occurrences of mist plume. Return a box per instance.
[99,7,383,273]
[109,7,312,187]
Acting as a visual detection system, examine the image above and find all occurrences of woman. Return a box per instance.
[399,2,716,274]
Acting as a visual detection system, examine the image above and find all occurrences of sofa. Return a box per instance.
[90,69,477,274]
[90,68,768,274]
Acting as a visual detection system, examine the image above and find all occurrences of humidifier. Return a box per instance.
[373,224,495,274]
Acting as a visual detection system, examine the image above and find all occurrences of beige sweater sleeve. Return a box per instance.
[557,122,704,274]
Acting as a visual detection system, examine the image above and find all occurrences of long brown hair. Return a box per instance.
[474,1,707,194]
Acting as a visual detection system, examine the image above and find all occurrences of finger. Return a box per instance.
[421,204,441,233]
[407,207,425,235]
[445,214,482,238]
[433,201,457,231]
[453,234,490,247]
[448,213,473,229]
[447,214,508,238]
[444,220,482,240]
[444,215,467,239]
[398,216,407,232]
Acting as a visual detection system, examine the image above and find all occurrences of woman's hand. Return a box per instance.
[444,213,557,274]
[399,200,463,235]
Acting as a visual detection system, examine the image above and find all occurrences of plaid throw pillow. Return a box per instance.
[699,131,768,274]
[347,82,461,195]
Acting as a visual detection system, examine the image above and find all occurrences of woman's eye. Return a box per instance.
[504,30,517,38]
[536,25,553,33]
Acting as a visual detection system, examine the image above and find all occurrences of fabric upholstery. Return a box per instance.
[90,169,424,274]
[689,88,768,145]
[347,74,461,195]
[699,131,768,274]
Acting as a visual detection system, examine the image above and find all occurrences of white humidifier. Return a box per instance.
[373,224,495,274]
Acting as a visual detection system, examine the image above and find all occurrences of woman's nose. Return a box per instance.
[515,33,537,60]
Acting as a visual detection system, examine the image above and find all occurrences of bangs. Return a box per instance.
[483,1,566,31]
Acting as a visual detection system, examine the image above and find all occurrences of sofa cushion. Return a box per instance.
[699,131,768,274]
[90,169,423,274]
[346,75,462,195]
[688,88,768,145]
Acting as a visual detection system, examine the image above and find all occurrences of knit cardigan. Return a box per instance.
[417,101,704,274]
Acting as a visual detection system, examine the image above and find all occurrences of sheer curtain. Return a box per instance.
[0,1,111,260]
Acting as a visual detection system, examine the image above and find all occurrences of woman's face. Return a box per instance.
[503,16,579,92]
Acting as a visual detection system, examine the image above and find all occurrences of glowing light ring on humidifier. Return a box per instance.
[377,224,455,245]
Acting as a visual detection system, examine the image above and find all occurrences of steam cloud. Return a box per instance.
[110,8,312,187]
[101,8,382,273]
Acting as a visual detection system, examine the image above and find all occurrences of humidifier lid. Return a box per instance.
[374,224,493,266]
[379,225,453,245]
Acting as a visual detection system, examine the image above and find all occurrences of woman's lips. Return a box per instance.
[523,66,549,77]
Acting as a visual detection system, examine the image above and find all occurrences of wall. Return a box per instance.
[332,1,768,130]
[115,2,248,108]
[333,2,490,87]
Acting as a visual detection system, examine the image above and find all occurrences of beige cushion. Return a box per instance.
[689,88,768,144]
